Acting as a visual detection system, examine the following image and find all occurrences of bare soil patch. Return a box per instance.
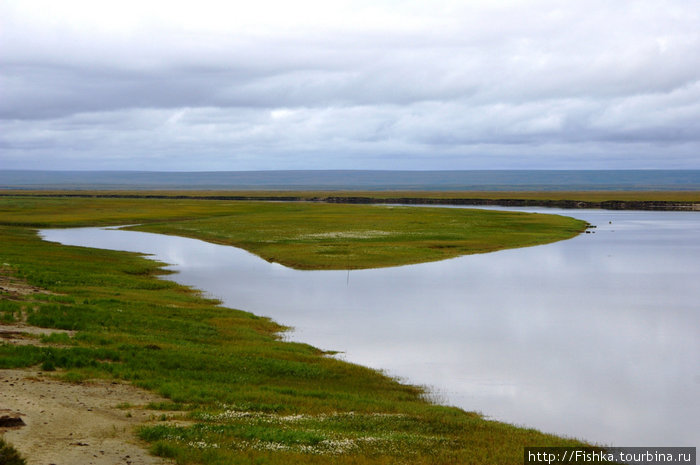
[0,266,52,298]
[0,324,75,347]
[0,368,173,465]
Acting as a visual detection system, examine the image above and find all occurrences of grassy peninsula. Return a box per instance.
[0,196,587,269]
[1,195,588,464]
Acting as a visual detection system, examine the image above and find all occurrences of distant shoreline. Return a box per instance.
[326,196,700,211]
[1,190,699,211]
[2,169,700,192]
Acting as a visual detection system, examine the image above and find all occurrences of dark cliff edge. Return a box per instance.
[322,197,700,211]
[1,192,698,210]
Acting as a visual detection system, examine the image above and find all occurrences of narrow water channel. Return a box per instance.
[40,207,700,447]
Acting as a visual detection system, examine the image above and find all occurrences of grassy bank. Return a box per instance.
[0,196,586,269]
[0,196,588,463]
[128,201,587,269]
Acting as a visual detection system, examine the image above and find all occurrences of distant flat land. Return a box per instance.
[2,189,699,210]
[3,169,699,210]
[2,169,700,191]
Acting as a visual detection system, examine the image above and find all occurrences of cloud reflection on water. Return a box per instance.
[41,208,700,446]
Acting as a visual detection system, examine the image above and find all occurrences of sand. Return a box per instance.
[1,368,173,465]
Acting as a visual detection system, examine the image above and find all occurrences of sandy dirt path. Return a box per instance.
[1,368,173,465]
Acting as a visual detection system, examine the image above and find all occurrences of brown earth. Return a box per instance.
[0,266,51,297]
[0,368,174,465]
[0,325,74,347]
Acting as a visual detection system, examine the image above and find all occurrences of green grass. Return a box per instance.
[0,196,590,463]
[0,438,27,465]
[0,196,586,269]
[0,196,243,228]
[131,202,587,269]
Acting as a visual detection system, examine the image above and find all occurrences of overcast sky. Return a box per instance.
[1,0,699,170]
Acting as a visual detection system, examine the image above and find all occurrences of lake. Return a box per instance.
[40,207,700,447]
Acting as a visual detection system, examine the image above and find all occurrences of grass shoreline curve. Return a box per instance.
[1,196,588,464]
[0,196,587,270]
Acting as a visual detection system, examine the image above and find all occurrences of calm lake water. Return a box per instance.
[40,207,700,447]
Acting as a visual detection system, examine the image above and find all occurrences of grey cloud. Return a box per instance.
[1,0,699,169]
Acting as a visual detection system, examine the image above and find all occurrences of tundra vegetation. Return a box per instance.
[4,189,700,203]
[0,437,26,465]
[0,195,588,464]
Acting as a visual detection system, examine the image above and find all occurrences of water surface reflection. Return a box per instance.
[40,208,700,446]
